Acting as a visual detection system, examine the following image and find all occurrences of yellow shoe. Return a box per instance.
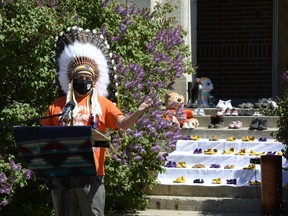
[190,135,201,140]
[173,176,186,183]
[243,163,255,170]
[249,150,256,156]
[249,136,255,141]
[222,149,229,155]
[226,136,236,141]
[242,136,249,141]
[248,180,261,186]
[229,148,235,154]
[236,149,246,155]
[176,162,187,168]
[212,178,221,184]
[240,149,246,155]
[277,152,283,156]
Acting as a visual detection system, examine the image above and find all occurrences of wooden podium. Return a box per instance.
[13,126,110,189]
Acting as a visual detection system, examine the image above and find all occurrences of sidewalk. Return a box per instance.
[107,209,259,216]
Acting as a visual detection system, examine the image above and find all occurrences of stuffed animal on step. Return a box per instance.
[197,77,214,108]
[164,92,199,129]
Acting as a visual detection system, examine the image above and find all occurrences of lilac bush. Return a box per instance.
[92,1,195,211]
[0,155,31,208]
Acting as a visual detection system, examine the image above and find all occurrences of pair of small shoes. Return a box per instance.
[190,135,201,140]
[249,118,268,130]
[242,136,254,142]
[222,148,234,155]
[228,121,242,129]
[238,102,254,108]
[193,148,202,154]
[209,135,220,141]
[193,108,205,116]
[235,149,246,155]
[212,178,221,184]
[224,164,235,169]
[176,161,187,168]
[238,109,255,116]
[243,163,256,170]
[266,151,276,155]
[192,163,205,168]
[164,161,176,168]
[226,179,237,184]
[226,136,237,141]
[224,108,238,116]
[173,176,186,183]
[204,148,218,155]
[193,179,204,184]
[248,180,261,186]
[210,164,221,168]
[258,137,267,142]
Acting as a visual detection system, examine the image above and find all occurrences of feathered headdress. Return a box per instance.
[54,26,118,123]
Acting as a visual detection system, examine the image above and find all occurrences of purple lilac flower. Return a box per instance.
[0,199,8,206]
[0,184,11,194]
[23,169,32,180]
[101,0,109,8]
[0,173,7,183]
[134,156,142,161]
[10,160,20,171]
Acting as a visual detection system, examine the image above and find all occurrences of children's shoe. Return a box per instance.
[258,119,268,130]
[230,108,238,116]
[249,118,259,130]
[173,176,186,183]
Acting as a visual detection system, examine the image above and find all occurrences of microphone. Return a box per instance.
[60,101,76,123]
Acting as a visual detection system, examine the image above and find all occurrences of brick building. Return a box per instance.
[121,0,288,105]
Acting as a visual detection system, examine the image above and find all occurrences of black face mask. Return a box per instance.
[73,79,93,95]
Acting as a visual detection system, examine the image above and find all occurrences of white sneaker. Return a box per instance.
[216,100,225,109]
[193,108,198,116]
[197,108,205,116]
[225,100,233,109]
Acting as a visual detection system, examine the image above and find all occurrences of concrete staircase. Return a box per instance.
[144,108,287,215]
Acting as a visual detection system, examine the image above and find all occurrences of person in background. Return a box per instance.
[41,26,152,216]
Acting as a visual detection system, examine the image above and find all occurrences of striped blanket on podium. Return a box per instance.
[13,126,109,189]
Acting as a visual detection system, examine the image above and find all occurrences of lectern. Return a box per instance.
[13,126,110,189]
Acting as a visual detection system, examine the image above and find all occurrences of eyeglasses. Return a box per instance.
[73,73,93,81]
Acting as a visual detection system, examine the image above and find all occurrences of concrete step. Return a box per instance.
[145,185,288,214]
[146,195,261,214]
[181,127,278,139]
[107,209,259,216]
[194,115,279,128]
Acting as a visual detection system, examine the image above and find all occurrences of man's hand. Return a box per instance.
[137,98,153,113]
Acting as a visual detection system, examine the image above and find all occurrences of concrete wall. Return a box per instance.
[278,0,288,98]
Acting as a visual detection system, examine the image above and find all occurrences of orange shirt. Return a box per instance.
[41,95,122,176]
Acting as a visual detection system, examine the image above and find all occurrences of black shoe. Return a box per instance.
[249,118,259,130]
[258,119,268,130]
[193,179,204,183]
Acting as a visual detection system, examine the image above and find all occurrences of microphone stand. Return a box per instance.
[0,113,63,128]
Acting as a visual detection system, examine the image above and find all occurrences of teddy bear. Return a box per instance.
[197,77,214,108]
[164,92,199,129]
